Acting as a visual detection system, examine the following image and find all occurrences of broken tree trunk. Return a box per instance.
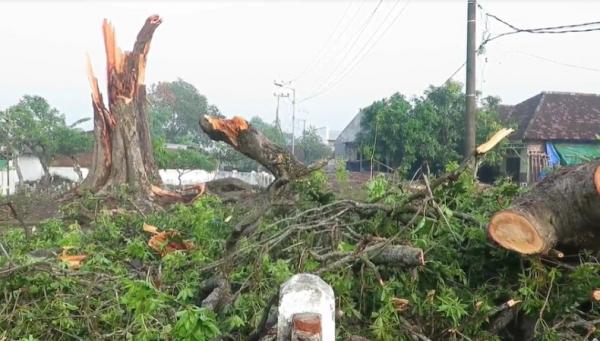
[81,15,162,195]
[199,116,325,183]
[488,160,600,254]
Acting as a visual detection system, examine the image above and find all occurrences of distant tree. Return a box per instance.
[297,127,332,164]
[356,94,411,170]
[148,78,222,145]
[153,141,215,189]
[249,116,287,147]
[54,125,93,181]
[0,95,92,183]
[356,82,503,175]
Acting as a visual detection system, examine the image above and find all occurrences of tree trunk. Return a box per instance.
[488,160,600,255]
[14,154,23,184]
[81,15,162,196]
[71,156,83,182]
[38,155,51,185]
[199,116,326,183]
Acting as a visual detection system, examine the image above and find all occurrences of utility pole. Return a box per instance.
[273,92,289,133]
[464,0,477,160]
[297,119,307,138]
[274,80,297,155]
[291,88,296,155]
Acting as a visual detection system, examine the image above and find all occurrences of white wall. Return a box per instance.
[0,155,274,195]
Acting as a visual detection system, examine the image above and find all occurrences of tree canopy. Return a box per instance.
[0,95,93,178]
[148,79,222,145]
[297,127,333,165]
[356,82,503,174]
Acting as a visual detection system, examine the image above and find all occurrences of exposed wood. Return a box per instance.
[592,289,600,302]
[150,184,205,204]
[81,15,162,196]
[199,116,323,182]
[476,128,514,155]
[291,313,322,341]
[488,160,600,254]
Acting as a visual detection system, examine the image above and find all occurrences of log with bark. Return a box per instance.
[199,116,327,185]
[488,160,600,255]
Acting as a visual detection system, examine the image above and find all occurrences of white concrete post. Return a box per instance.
[277,273,335,341]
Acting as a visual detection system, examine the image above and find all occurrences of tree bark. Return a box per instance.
[70,156,83,182]
[81,15,162,196]
[38,155,51,185]
[488,160,600,255]
[369,245,425,267]
[14,154,23,184]
[199,116,326,183]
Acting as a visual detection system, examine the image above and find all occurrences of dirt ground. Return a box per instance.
[0,190,61,228]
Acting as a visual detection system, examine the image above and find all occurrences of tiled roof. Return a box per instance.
[501,92,600,141]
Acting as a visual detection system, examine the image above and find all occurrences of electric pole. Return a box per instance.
[464,0,477,160]
[274,80,297,155]
[291,88,296,155]
[273,92,289,133]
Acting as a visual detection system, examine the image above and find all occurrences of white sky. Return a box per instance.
[1,1,599,134]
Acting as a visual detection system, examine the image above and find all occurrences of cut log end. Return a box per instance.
[488,211,546,254]
[592,289,600,302]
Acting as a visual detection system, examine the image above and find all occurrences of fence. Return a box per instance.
[1,157,274,195]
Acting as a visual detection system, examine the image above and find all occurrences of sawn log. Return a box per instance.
[488,160,600,255]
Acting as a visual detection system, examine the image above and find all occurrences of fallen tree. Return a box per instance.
[488,159,600,255]
[199,116,327,187]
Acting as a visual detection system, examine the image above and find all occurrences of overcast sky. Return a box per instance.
[1,1,599,134]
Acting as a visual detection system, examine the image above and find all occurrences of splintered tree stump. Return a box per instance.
[199,116,325,183]
[488,160,600,255]
[82,15,162,195]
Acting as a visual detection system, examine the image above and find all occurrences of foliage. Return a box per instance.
[154,146,215,172]
[356,82,504,175]
[249,116,287,147]
[0,95,93,177]
[148,78,223,145]
[3,162,600,340]
[0,196,228,340]
[297,127,333,164]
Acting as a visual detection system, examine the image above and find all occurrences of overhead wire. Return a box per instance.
[508,51,600,73]
[289,0,356,83]
[299,0,386,101]
[300,0,411,103]
[442,3,600,85]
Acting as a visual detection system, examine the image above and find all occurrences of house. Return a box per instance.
[334,111,366,171]
[315,127,341,150]
[500,91,600,184]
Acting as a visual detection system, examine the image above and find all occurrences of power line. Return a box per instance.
[479,7,600,46]
[300,0,411,103]
[289,0,355,83]
[509,51,600,73]
[442,5,600,84]
[302,0,385,99]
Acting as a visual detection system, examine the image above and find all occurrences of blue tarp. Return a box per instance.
[545,143,561,167]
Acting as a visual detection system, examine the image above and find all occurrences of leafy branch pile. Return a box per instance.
[3,163,600,340]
